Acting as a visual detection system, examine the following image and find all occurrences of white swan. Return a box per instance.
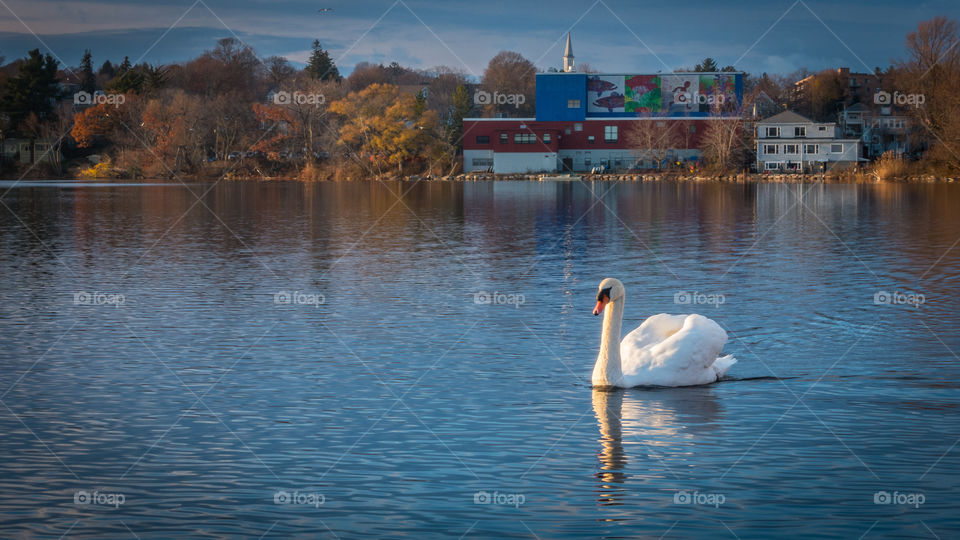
[592,278,736,388]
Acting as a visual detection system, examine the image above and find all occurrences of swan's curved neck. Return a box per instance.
[593,297,624,387]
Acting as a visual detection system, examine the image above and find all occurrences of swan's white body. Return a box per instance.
[593,278,736,388]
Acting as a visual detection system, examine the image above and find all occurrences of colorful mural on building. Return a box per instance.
[586,73,742,117]
[587,75,625,113]
[625,75,661,114]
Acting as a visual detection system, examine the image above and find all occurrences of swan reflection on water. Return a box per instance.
[592,387,723,507]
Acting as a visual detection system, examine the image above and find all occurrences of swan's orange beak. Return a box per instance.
[593,297,608,316]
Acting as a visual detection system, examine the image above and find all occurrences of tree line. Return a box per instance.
[0,16,957,179]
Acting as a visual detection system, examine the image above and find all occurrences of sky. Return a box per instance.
[0,0,958,79]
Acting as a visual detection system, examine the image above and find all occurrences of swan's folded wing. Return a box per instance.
[621,313,688,350]
[648,314,728,372]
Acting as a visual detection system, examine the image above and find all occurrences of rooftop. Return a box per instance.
[758,110,814,124]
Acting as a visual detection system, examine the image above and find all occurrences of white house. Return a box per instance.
[756,111,861,173]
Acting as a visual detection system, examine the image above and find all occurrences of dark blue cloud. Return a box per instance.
[0,0,957,76]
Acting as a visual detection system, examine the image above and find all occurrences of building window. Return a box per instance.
[783,144,798,154]
[689,124,696,133]
[499,133,508,144]
[818,126,828,132]
[471,158,493,167]
[805,144,819,154]
[574,123,583,132]
[543,133,551,144]
[475,135,490,144]
[765,162,780,170]
[565,127,571,135]
[567,99,581,108]
[584,158,591,166]
[831,143,843,153]
[794,127,806,137]
[765,127,780,137]
[604,126,618,142]
[587,135,595,143]
[514,133,536,144]
[764,144,778,154]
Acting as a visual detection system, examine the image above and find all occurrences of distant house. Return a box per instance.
[755,111,862,172]
[840,103,912,160]
[794,67,884,106]
[1,138,63,166]
[748,90,780,119]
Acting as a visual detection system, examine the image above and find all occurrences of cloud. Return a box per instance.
[0,0,955,76]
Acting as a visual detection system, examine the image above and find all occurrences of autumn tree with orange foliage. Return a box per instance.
[250,102,297,160]
[140,90,207,175]
[71,103,118,148]
[329,83,440,176]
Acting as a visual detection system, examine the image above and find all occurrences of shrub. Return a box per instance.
[78,156,115,179]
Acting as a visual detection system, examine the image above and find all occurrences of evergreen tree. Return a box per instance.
[104,58,155,94]
[79,49,96,94]
[414,89,427,116]
[98,59,115,79]
[106,67,144,94]
[694,58,719,72]
[449,83,471,153]
[304,40,340,81]
[142,64,167,93]
[0,49,61,131]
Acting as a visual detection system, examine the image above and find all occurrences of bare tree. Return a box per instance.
[700,118,746,173]
[699,90,756,173]
[895,16,960,171]
[626,120,681,170]
[264,56,296,89]
[576,62,599,74]
[481,51,537,117]
[207,91,254,161]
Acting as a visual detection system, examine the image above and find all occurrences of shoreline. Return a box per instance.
[446,172,957,183]
[10,172,959,184]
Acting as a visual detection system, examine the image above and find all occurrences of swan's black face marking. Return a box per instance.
[597,288,611,302]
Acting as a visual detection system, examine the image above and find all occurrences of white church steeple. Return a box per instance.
[563,32,575,72]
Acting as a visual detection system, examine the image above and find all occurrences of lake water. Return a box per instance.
[0,179,958,539]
